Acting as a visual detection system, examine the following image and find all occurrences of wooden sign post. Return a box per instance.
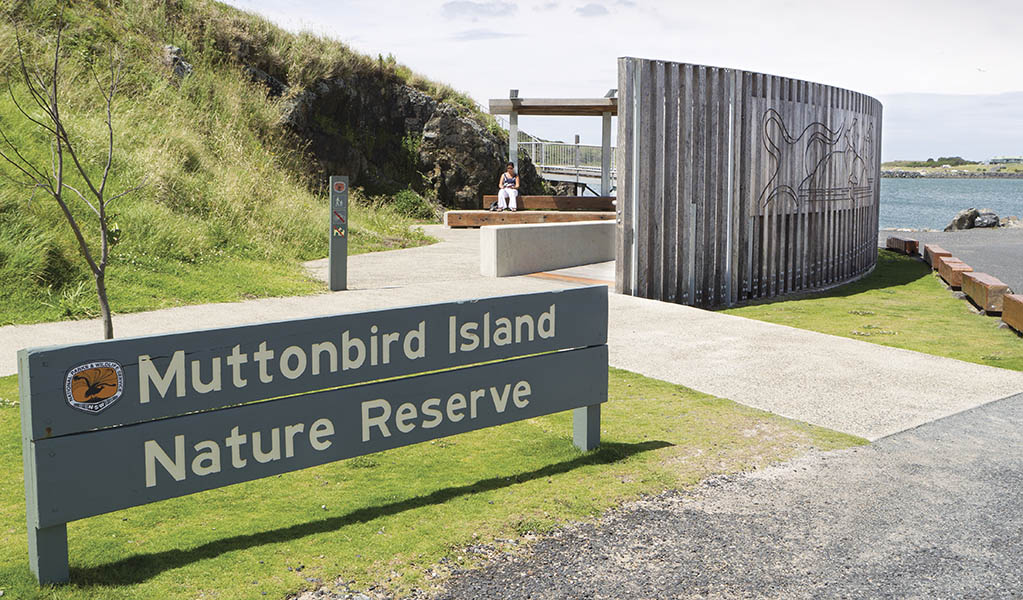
[20,286,608,584]
[329,175,348,291]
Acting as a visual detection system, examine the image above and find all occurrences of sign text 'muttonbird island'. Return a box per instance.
[137,305,557,404]
[20,287,608,585]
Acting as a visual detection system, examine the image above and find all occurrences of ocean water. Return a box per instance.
[879,178,1023,230]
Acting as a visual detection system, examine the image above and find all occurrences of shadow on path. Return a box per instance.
[71,440,672,586]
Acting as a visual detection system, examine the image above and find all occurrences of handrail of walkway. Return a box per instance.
[477,100,616,181]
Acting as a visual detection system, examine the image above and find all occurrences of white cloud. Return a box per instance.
[441,1,517,20]
[575,2,608,16]
[221,0,1023,151]
[450,28,520,41]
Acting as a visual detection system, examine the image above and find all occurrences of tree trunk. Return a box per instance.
[95,271,114,339]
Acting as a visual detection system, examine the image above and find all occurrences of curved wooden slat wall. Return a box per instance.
[615,57,883,307]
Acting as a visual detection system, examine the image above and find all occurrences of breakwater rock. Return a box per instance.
[945,208,1021,231]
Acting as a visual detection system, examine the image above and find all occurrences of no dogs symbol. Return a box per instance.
[333,182,346,193]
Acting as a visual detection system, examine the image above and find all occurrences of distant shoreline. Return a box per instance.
[881,171,1023,179]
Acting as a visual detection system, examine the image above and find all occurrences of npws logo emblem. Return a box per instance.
[65,361,124,414]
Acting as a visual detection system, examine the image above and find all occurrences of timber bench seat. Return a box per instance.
[444,210,615,228]
[937,256,973,289]
[481,195,615,211]
[961,272,1012,313]
[1003,294,1023,333]
[923,244,952,269]
[886,236,919,256]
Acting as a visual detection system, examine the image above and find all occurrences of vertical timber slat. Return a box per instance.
[615,57,881,309]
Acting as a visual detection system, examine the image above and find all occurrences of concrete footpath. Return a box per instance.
[3,225,1023,441]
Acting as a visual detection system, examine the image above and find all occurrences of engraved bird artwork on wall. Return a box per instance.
[758,108,875,209]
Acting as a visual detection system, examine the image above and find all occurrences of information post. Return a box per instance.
[329,175,348,291]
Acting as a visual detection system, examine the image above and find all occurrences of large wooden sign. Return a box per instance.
[20,286,608,584]
[329,175,348,291]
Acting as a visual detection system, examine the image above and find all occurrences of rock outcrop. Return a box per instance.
[945,208,1002,231]
[161,45,193,79]
[200,28,547,207]
[281,74,439,194]
[418,105,543,208]
[245,66,542,207]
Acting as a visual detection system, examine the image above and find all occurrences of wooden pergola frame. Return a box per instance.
[488,90,618,195]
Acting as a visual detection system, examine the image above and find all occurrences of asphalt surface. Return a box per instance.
[436,392,1023,599]
[880,228,1023,294]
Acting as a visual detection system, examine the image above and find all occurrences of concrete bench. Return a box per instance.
[445,210,614,228]
[886,236,919,256]
[937,256,973,289]
[1003,294,1023,334]
[961,272,1012,314]
[923,244,952,270]
[482,195,615,212]
[480,220,615,277]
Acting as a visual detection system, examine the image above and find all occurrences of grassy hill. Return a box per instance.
[0,0,483,326]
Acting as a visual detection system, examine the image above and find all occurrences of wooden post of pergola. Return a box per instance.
[489,92,618,196]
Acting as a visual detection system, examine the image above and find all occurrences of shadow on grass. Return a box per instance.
[71,439,671,586]
[717,249,932,310]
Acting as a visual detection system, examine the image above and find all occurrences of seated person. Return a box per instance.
[493,162,520,211]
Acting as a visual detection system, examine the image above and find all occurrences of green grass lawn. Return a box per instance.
[0,200,436,327]
[0,369,863,599]
[1,1,445,329]
[724,250,1023,371]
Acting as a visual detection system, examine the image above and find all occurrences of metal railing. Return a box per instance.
[519,141,616,179]
[478,100,616,181]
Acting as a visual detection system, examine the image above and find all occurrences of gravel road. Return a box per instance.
[435,392,1023,599]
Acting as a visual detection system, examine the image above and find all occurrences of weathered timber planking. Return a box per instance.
[444,211,615,228]
[738,70,752,301]
[664,62,680,302]
[707,67,723,306]
[635,60,654,298]
[886,236,920,256]
[489,98,617,116]
[616,57,881,308]
[616,58,633,295]
[1002,294,1023,333]
[937,256,973,289]
[651,61,667,300]
[924,244,952,269]
[680,62,695,305]
[961,272,1011,313]
[480,196,615,211]
[693,65,708,306]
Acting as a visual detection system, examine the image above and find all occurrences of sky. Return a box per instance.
[222,0,1023,161]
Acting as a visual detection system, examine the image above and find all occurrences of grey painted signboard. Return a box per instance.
[30,348,606,527]
[20,286,608,585]
[329,175,348,291]
[20,286,606,441]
